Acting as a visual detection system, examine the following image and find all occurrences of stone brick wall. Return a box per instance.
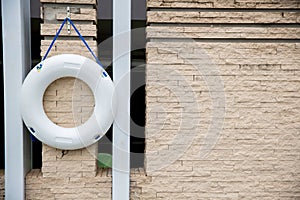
[26,169,111,199]
[25,0,300,199]
[40,0,98,178]
[26,168,147,200]
[26,0,113,199]
[141,0,300,199]
[147,0,300,8]
[42,76,97,179]
[40,0,97,60]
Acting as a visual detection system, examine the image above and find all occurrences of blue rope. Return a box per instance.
[67,18,104,67]
[42,17,104,67]
[42,18,67,61]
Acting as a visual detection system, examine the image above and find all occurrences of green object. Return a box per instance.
[97,153,112,168]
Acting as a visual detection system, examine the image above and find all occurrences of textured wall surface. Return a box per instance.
[147,0,300,8]
[26,169,111,199]
[26,168,147,200]
[25,0,300,199]
[39,0,98,178]
[142,0,300,199]
[25,0,109,199]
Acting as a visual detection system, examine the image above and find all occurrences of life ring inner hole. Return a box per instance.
[43,77,95,128]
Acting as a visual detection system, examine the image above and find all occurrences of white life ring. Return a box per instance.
[21,54,117,150]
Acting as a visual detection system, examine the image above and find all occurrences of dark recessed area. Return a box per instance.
[0,3,4,169]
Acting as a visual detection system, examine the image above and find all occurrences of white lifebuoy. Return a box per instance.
[21,54,117,150]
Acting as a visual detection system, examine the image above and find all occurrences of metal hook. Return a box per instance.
[67,6,71,34]
[57,150,69,159]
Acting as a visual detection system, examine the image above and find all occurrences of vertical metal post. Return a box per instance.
[112,0,131,199]
[2,0,32,199]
